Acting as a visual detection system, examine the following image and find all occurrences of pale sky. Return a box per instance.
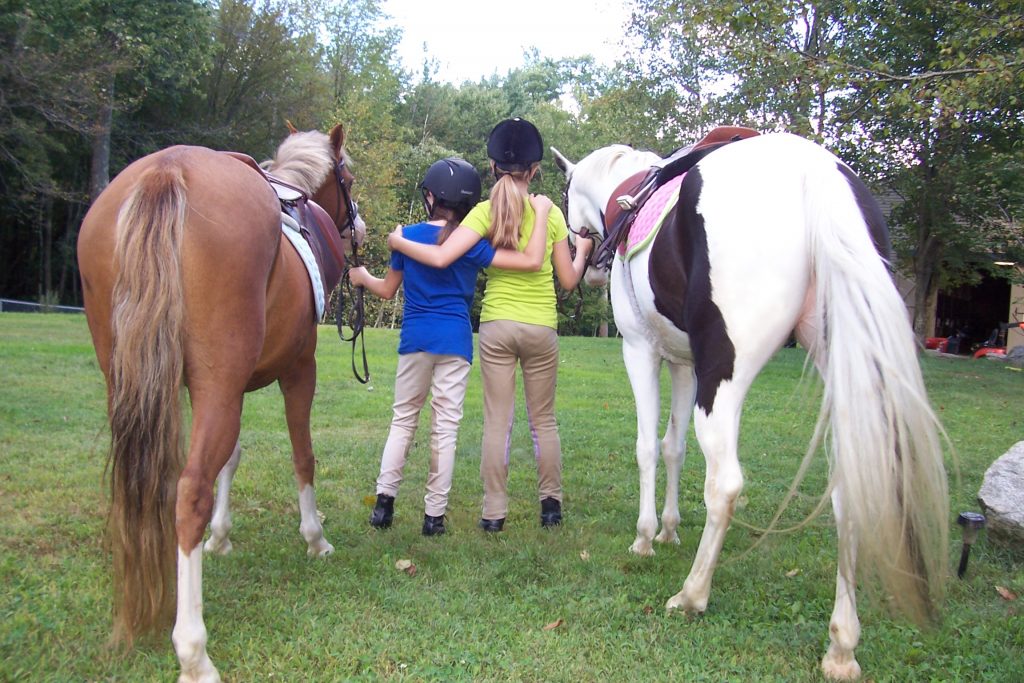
[381,0,634,84]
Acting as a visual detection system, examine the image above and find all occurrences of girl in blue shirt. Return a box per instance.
[349,157,550,535]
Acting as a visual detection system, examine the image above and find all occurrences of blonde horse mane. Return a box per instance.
[265,130,347,195]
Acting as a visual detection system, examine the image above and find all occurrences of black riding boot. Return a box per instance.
[540,497,562,527]
[422,514,446,536]
[369,494,395,529]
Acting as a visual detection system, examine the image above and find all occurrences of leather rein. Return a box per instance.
[330,156,371,384]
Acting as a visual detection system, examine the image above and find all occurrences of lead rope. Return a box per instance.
[337,247,370,384]
[333,170,369,384]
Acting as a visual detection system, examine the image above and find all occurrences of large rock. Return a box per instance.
[978,441,1024,546]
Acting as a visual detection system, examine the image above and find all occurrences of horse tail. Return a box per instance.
[804,158,948,625]
[107,162,188,644]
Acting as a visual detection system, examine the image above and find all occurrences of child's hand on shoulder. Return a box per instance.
[529,194,553,214]
[386,224,404,250]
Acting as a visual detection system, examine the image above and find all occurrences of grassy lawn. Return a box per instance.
[1,312,1021,681]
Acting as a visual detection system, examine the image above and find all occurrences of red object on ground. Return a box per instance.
[925,337,948,352]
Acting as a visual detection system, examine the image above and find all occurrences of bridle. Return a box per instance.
[330,155,370,384]
[558,175,603,324]
[561,175,605,269]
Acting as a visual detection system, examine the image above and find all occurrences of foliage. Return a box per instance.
[1,313,1022,680]
[625,0,1024,335]
[185,0,326,156]
[1,0,1019,340]
[0,0,211,301]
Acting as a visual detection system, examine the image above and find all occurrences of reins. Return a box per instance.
[331,156,370,384]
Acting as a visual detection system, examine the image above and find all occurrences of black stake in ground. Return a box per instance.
[956,512,987,578]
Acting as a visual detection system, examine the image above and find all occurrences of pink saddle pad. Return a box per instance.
[620,172,686,260]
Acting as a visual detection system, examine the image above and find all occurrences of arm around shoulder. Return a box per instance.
[388,225,481,268]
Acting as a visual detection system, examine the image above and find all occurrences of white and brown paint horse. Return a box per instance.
[78,124,360,683]
[553,132,949,679]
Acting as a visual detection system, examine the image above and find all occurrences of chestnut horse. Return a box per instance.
[77,124,360,683]
[553,133,949,680]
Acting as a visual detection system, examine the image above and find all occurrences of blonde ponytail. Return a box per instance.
[487,163,538,250]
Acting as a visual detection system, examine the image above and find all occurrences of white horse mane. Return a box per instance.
[580,144,653,179]
[265,131,347,195]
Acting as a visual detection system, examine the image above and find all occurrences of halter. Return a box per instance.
[330,155,370,384]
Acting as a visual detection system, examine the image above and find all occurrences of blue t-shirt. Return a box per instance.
[390,222,496,362]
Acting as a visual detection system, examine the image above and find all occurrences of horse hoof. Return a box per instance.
[308,541,334,558]
[203,537,232,556]
[629,539,655,556]
[654,529,680,545]
[666,591,705,614]
[176,656,221,683]
[821,655,861,681]
[177,671,221,683]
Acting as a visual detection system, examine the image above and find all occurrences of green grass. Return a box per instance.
[1,312,1021,682]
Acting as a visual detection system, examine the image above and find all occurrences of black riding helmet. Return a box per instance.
[487,118,543,171]
[419,157,482,220]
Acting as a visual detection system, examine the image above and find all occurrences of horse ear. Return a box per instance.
[285,119,298,134]
[551,147,575,175]
[328,124,346,158]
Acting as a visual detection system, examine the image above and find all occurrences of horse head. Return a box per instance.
[552,144,660,287]
[268,123,365,250]
[316,124,365,249]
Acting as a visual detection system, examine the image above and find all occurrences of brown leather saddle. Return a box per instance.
[593,126,760,269]
[222,151,346,294]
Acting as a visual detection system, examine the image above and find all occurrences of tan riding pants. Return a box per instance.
[375,352,471,517]
[478,320,562,520]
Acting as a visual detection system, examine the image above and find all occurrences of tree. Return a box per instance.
[0,0,210,303]
[625,0,1024,336]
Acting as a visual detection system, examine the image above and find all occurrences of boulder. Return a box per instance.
[978,441,1024,546]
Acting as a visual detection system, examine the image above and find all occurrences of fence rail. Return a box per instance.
[0,298,84,314]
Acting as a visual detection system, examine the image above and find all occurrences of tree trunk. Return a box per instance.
[89,73,115,203]
[39,198,53,301]
[912,234,942,339]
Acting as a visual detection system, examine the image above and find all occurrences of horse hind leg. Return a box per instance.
[203,440,242,556]
[655,362,696,545]
[280,354,333,558]
[173,396,245,683]
[667,384,745,614]
[821,487,862,680]
[623,337,663,556]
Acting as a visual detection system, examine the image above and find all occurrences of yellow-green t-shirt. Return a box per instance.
[462,199,569,329]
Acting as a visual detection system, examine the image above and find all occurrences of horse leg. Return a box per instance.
[173,396,244,683]
[667,385,745,613]
[622,336,662,556]
[280,352,333,558]
[655,362,696,545]
[203,440,241,556]
[821,487,862,680]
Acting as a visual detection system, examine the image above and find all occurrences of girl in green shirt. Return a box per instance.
[388,118,593,531]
